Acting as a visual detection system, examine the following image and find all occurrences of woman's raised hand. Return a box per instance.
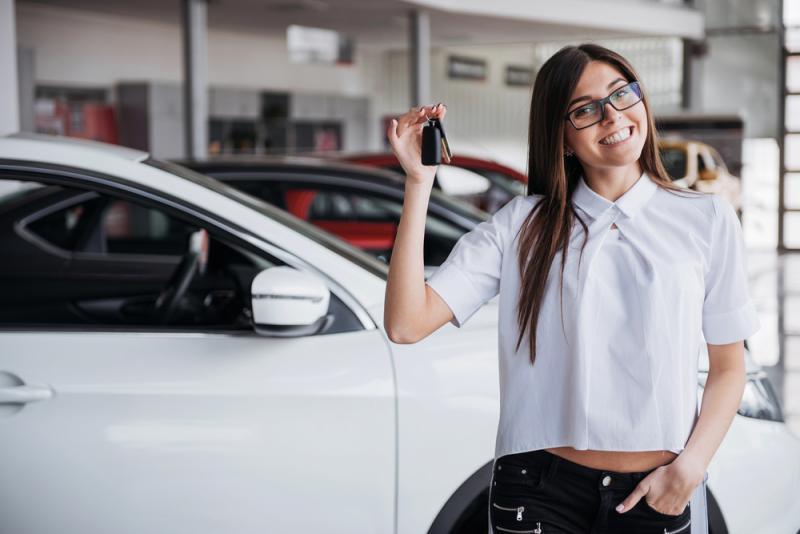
[386,103,449,186]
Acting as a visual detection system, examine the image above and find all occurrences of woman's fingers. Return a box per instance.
[387,119,399,146]
[393,103,447,139]
[396,108,425,136]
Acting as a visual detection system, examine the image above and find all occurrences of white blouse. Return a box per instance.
[426,171,761,459]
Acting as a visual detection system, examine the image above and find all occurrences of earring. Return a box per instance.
[564,147,574,157]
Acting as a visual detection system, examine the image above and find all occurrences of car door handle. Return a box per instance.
[0,385,53,404]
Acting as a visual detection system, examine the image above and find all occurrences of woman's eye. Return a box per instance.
[614,87,630,98]
[574,106,594,117]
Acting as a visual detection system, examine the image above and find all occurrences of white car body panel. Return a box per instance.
[709,415,800,533]
[1,329,395,534]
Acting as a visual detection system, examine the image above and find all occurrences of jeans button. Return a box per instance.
[602,475,612,487]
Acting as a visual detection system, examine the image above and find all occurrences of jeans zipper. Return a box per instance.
[664,518,691,534]
[492,502,525,521]
[495,522,543,534]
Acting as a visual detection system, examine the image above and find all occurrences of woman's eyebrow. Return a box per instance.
[568,78,628,108]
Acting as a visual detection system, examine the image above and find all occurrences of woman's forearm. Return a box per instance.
[384,179,433,341]
[674,342,747,482]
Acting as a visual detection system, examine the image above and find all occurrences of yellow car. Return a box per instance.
[659,139,742,216]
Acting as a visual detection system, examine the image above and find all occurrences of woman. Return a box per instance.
[384,44,759,534]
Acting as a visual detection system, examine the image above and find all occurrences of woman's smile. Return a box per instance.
[599,125,634,146]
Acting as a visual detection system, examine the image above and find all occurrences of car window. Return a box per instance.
[0,180,44,208]
[229,180,467,267]
[103,199,197,255]
[0,175,361,334]
[151,159,390,281]
[27,195,197,256]
[697,153,707,172]
[659,147,687,180]
[26,193,103,250]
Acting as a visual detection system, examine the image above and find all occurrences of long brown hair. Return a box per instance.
[516,43,696,365]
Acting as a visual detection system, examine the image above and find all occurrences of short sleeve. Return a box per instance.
[425,196,523,328]
[702,194,761,344]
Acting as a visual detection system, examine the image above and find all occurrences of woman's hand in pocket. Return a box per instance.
[386,103,449,187]
[614,460,701,517]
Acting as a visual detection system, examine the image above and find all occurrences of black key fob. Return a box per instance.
[421,118,451,166]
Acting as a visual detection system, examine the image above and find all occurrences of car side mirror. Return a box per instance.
[250,266,332,337]
[698,168,718,181]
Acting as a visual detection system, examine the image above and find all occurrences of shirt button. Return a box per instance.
[602,475,612,487]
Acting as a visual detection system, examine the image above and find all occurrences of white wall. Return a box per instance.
[15,3,376,94]
[368,38,686,173]
[1,0,20,135]
[13,2,689,167]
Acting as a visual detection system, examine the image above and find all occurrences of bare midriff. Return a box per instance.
[543,446,678,473]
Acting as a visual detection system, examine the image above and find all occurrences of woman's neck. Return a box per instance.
[582,163,643,203]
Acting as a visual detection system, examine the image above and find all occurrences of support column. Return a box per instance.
[409,10,431,108]
[182,0,208,159]
[681,38,706,111]
[0,0,20,136]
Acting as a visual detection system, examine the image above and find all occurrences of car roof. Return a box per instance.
[3,132,150,163]
[176,156,408,185]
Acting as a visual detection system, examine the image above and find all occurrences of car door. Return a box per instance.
[0,170,395,534]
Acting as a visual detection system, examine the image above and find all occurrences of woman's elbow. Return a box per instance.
[384,324,421,344]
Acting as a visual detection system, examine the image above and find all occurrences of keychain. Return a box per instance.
[421,117,452,166]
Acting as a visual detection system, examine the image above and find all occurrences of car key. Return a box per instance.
[421,117,451,166]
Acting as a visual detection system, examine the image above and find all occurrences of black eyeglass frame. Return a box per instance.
[564,81,643,130]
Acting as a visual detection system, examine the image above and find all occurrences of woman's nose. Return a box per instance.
[601,101,622,124]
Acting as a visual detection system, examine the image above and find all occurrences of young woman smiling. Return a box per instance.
[384,44,759,534]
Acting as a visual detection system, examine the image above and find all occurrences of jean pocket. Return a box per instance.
[640,499,690,520]
[634,498,691,534]
[492,460,548,494]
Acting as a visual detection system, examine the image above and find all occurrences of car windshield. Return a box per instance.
[145,158,391,280]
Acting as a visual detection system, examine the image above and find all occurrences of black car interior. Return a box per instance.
[0,176,360,334]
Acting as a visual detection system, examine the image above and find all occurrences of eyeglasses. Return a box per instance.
[564,81,643,130]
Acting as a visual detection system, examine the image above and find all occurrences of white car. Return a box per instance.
[0,134,798,534]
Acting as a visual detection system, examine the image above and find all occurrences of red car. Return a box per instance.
[342,152,527,213]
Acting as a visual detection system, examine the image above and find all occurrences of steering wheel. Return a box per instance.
[154,229,209,324]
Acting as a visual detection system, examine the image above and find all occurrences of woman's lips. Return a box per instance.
[599,126,634,146]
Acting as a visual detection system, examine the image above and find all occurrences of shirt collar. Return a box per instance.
[572,171,657,220]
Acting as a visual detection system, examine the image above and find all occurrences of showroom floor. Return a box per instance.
[747,250,800,437]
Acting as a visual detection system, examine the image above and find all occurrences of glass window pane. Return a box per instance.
[786,1,800,26]
[787,29,800,53]
[786,135,800,170]
[784,212,800,249]
[787,95,800,131]
[786,173,800,209]
[788,56,800,92]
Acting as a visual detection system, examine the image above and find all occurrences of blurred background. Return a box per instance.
[0,0,797,434]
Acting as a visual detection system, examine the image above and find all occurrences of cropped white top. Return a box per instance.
[426,171,760,459]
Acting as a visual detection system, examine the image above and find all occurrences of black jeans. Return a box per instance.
[488,449,692,534]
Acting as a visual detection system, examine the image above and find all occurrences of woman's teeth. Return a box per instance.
[600,127,631,145]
